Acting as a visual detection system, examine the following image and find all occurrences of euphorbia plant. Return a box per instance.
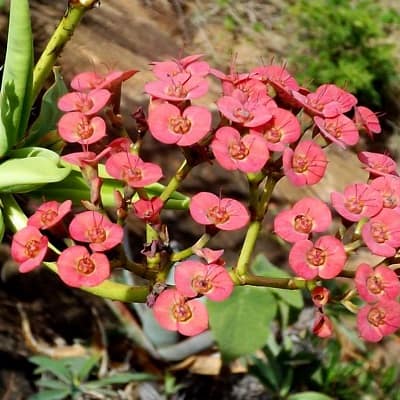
[3,0,400,365]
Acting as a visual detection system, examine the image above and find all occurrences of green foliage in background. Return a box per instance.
[289,0,400,106]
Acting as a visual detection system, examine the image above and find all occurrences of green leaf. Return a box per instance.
[29,356,72,384]
[26,67,67,148]
[0,155,70,193]
[83,372,157,388]
[208,286,277,362]
[76,354,101,383]
[35,379,70,391]
[0,0,33,156]
[251,254,304,309]
[287,392,334,400]
[0,207,5,242]
[28,389,71,400]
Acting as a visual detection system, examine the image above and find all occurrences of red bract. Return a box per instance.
[190,192,250,231]
[357,300,400,342]
[105,152,163,188]
[370,175,400,213]
[274,197,332,243]
[58,89,111,115]
[354,106,381,137]
[69,211,123,252]
[57,245,110,287]
[148,103,211,146]
[283,140,327,186]
[314,114,359,149]
[313,312,333,338]
[361,209,400,257]
[145,73,208,101]
[355,263,400,303]
[358,151,398,177]
[152,288,208,336]
[193,248,225,265]
[311,287,330,307]
[133,197,164,223]
[28,200,72,230]
[331,183,383,222]
[174,260,233,301]
[62,151,105,168]
[58,112,106,145]
[71,69,138,91]
[211,127,269,173]
[217,91,272,127]
[11,226,48,273]
[289,235,346,279]
[251,108,301,152]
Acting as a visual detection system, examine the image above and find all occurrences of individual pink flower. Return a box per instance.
[274,197,332,243]
[313,312,333,338]
[311,287,330,308]
[145,72,208,101]
[331,183,383,222]
[358,151,398,177]
[355,263,400,303]
[133,197,164,223]
[354,106,381,137]
[28,200,72,230]
[289,235,346,279]
[58,89,111,115]
[58,112,106,145]
[11,226,48,273]
[193,248,225,266]
[370,175,400,213]
[357,300,400,342]
[283,140,328,186]
[175,260,234,301]
[361,209,400,257]
[189,192,250,231]
[69,211,123,252]
[56,245,110,288]
[152,288,208,336]
[217,91,273,127]
[148,103,211,146]
[105,152,163,188]
[314,114,359,149]
[62,151,100,167]
[71,69,138,91]
[250,108,301,152]
[211,127,269,173]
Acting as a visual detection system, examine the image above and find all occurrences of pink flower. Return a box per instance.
[355,263,400,303]
[314,114,359,148]
[313,312,333,338]
[283,140,328,186]
[69,211,123,252]
[62,151,104,168]
[57,245,110,288]
[175,260,234,301]
[58,89,111,115]
[274,197,332,243]
[211,127,269,173]
[145,73,208,101]
[331,183,383,222]
[133,197,164,223]
[354,106,381,137]
[217,91,273,127]
[148,103,211,146]
[105,152,163,188]
[370,175,400,213]
[193,248,225,265]
[361,209,400,257]
[58,112,106,145]
[28,200,72,230]
[11,226,48,273]
[289,235,346,279]
[71,69,138,91]
[311,287,330,307]
[250,108,301,152]
[357,300,400,342]
[152,288,208,336]
[358,151,398,177]
[190,192,250,231]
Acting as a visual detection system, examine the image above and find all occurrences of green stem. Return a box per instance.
[44,261,149,302]
[241,274,307,289]
[256,174,278,219]
[234,220,262,278]
[32,2,95,103]
[159,160,191,202]
[170,233,211,262]
[344,239,363,253]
